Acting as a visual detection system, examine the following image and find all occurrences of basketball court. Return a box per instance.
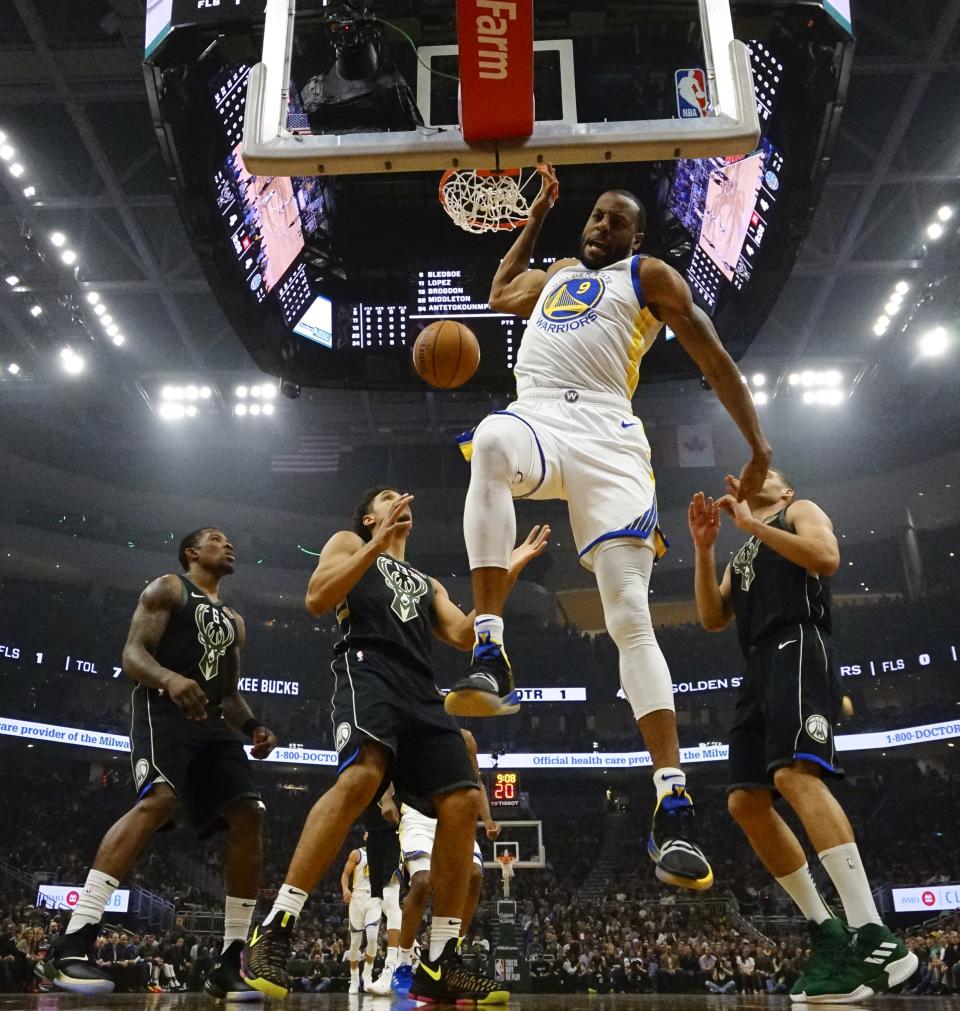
[4,995,955,1009]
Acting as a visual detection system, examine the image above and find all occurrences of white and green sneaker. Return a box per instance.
[851,922,917,992]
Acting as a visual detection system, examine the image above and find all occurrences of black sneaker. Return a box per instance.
[410,938,509,1005]
[647,784,713,891]
[50,922,114,996]
[444,633,520,717]
[204,939,263,1002]
[241,913,296,1000]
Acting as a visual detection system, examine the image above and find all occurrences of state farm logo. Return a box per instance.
[474,1,518,80]
[66,890,80,907]
[922,891,936,907]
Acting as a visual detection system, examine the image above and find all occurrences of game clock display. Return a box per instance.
[491,771,521,806]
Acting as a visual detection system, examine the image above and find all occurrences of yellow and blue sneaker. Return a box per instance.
[444,633,520,718]
[647,785,713,891]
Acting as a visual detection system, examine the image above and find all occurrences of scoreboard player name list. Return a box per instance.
[415,270,492,316]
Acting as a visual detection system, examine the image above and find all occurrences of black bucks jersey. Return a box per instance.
[335,552,435,676]
[730,506,831,654]
[150,574,238,707]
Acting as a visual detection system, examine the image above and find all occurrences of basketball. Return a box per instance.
[412,320,480,389]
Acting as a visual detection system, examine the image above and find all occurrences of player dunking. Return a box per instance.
[50,528,277,1000]
[242,488,548,1003]
[445,165,771,892]
[689,472,917,1002]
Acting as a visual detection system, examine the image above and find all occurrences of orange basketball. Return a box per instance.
[412,320,480,389]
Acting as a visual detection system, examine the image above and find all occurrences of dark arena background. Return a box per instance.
[1,0,960,1007]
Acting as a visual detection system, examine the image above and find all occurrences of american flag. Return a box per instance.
[270,434,340,474]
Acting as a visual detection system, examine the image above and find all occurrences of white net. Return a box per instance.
[438,168,538,234]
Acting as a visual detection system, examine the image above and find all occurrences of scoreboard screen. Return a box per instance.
[491,771,520,805]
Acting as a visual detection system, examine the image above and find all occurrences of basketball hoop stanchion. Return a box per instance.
[497,852,516,898]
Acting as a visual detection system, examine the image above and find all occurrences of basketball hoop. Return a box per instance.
[438,167,543,234]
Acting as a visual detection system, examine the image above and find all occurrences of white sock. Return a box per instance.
[474,614,505,647]
[263,883,308,926]
[386,945,398,967]
[819,842,881,928]
[653,767,686,800]
[363,958,375,980]
[429,917,461,962]
[65,869,118,934]
[776,863,833,925]
[398,946,414,966]
[223,896,256,951]
[350,965,359,979]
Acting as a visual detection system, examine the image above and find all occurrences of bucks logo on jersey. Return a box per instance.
[377,556,429,623]
[732,538,761,592]
[194,604,235,680]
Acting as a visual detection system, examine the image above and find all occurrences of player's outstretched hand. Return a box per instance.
[168,674,208,720]
[342,889,352,904]
[380,795,400,826]
[370,493,414,548]
[717,494,755,533]
[509,524,552,573]
[688,492,721,549]
[250,725,278,759]
[485,819,502,841]
[529,163,559,219]
[731,448,770,503]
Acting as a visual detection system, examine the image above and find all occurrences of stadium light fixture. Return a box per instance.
[788,372,800,385]
[4,274,18,286]
[234,403,248,416]
[22,185,35,198]
[59,347,85,375]
[250,403,262,416]
[8,163,23,178]
[106,324,119,337]
[111,334,125,347]
[751,373,766,387]
[159,402,186,421]
[937,205,954,222]
[200,386,212,399]
[7,363,20,375]
[926,222,944,240]
[29,304,42,317]
[61,249,77,266]
[262,402,275,416]
[185,405,198,418]
[894,280,910,295]
[85,291,99,305]
[919,327,949,358]
[93,303,106,316]
[753,391,769,406]
[50,232,65,247]
[100,315,112,327]
[235,385,248,398]
[261,384,277,399]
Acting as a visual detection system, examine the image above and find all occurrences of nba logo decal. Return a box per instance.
[675,69,708,119]
[541,277,605,323]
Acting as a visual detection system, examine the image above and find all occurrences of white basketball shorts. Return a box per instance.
[348,893,382,931]
[460,387,668,571]
[399,804,483,879]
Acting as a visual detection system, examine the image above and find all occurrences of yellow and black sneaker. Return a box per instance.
[444,633,520,718]
[409,937,509,1005]
[647,784,714,891]
[240,913,296,1000]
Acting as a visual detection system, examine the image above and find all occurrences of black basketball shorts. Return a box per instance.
[330,648,478,805]
[727,623,844,794]
[129,686,262,839]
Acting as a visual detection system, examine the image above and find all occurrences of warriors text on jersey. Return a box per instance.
[730,506,831,653]
[514,254,663,400]
[352,847,371,895]
[150,574,237,707]
[335,552,435,676]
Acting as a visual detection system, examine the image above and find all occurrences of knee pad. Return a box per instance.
[349,930,363,961]
[594,542,674,720]
[383,880,402,931]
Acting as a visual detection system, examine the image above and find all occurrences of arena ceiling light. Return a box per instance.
[59,347,85,376]
[936,205,954,222]
[751,373,766,387]
[919,327,949,358]
[7,163,23,178]
[895,280,910,295]
[0,143,13,161]
[927,221,944,240]
[4,274,18,286]
[29,304,42,317]
[801,388,844,406]
[753,391,769,406]
[85,291,99,305]
[7,363,20,375]
[49,232,65,248]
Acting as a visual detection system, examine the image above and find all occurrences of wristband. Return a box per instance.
[242,717,261,738]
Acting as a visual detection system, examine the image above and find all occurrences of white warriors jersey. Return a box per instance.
[352,847,371,895]
[514,254,663,400]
